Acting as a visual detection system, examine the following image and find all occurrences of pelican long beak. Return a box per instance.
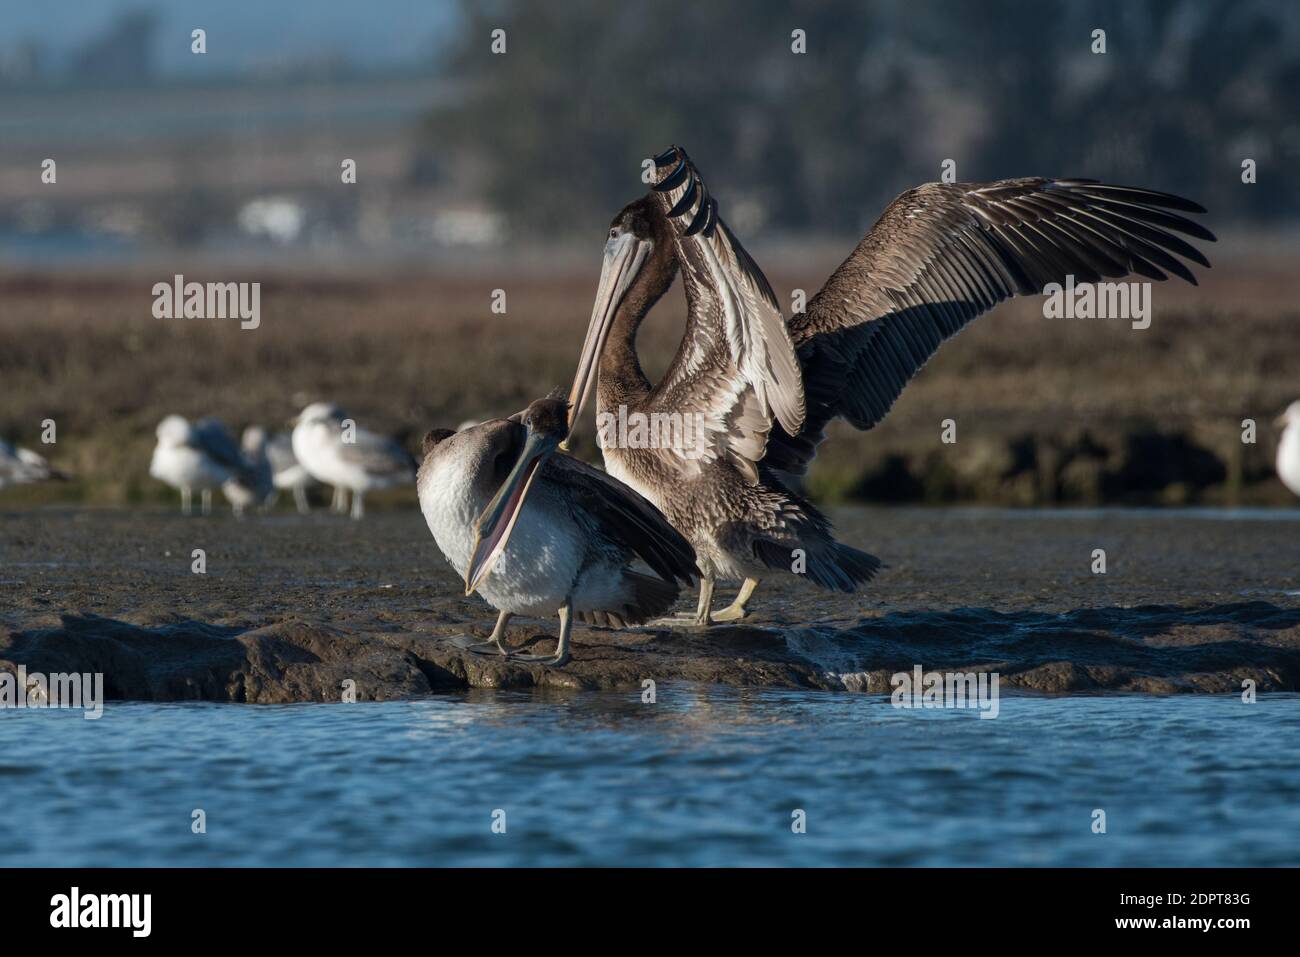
[562,232,650,448]
[465,424,562,596]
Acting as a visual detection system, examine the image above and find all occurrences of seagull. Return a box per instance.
[150,415,255,515]
[265,431,315,514]
[0,438,62,489]
[1277,401,1300,499]
[222,426,275,517]
[418,394,698,666]
[290,402,416,519]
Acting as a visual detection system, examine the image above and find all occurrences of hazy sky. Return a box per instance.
[2,0,458,74]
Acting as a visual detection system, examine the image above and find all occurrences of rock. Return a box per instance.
[3,601,1298,701]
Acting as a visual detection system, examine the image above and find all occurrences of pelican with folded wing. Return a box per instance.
[418,394,698,666]
[566,145,1215,625]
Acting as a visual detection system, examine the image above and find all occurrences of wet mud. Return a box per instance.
[2,506,1298,699]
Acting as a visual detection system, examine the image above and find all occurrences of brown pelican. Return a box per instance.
[567,145,1215,624]
[418,394,698,665]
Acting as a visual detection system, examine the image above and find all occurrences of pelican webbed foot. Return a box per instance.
[650,576,716,628]
[707,608,744,622]
[447,635,514,657]
[505,650,571,666]
[709,577,760,623]
[446,611,516,657]
[500,602,573,667]
[447,607,573,667]
[649,613,712,628]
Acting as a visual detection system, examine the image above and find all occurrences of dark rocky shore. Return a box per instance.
[3,507,1298,700]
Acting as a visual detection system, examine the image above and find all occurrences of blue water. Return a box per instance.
[2,689,1298,866]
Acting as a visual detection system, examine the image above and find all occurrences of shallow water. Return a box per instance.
[2,688,1297,867]
[3,506,1299,864]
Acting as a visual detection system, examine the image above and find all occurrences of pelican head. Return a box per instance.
[464,395,569,595]
[565,196,674,440]
[155,414,193,446]
[1278,401,1300,428]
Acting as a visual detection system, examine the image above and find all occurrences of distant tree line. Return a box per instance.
[423,0,1298,237]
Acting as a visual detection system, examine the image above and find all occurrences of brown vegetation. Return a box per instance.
[1,251,1296,506]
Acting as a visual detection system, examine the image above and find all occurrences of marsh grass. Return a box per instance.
[1,257,1296,507]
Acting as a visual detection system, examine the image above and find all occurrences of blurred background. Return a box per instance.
[1,0,1297,507]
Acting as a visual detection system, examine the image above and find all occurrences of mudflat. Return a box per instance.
[2,506,1297,699]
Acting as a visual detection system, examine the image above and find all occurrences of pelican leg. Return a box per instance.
[350,490,365,520]
[692,576,715,626]
[650,576,715,628]
[293,484,310,515]
[447,611,516,657]
[710,577,760,623]
[181,486,192,516]
[200,488,213,516]
[508,601,572,667]
[330,486,347,513]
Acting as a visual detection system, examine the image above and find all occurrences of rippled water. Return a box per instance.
[3,688,1298,866]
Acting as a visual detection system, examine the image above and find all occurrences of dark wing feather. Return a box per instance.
[764,178,1216,474]
[542,452,699,587]
[191,417,248,472]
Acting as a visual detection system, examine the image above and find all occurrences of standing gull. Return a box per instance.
[291,402,416,519]
[1277,402,1300,499]
[222,426,275,517]
[0,438,62,489]
[418,394,698,666]
[265,431,315,514]
[566,145,1215,624]
[150,415,254,515]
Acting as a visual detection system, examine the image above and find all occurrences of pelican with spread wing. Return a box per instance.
[566,145,1215,625]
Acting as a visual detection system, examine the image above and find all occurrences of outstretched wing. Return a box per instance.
[543,452,699,588]
[764,178,1216,474]
[645,145,804,484]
